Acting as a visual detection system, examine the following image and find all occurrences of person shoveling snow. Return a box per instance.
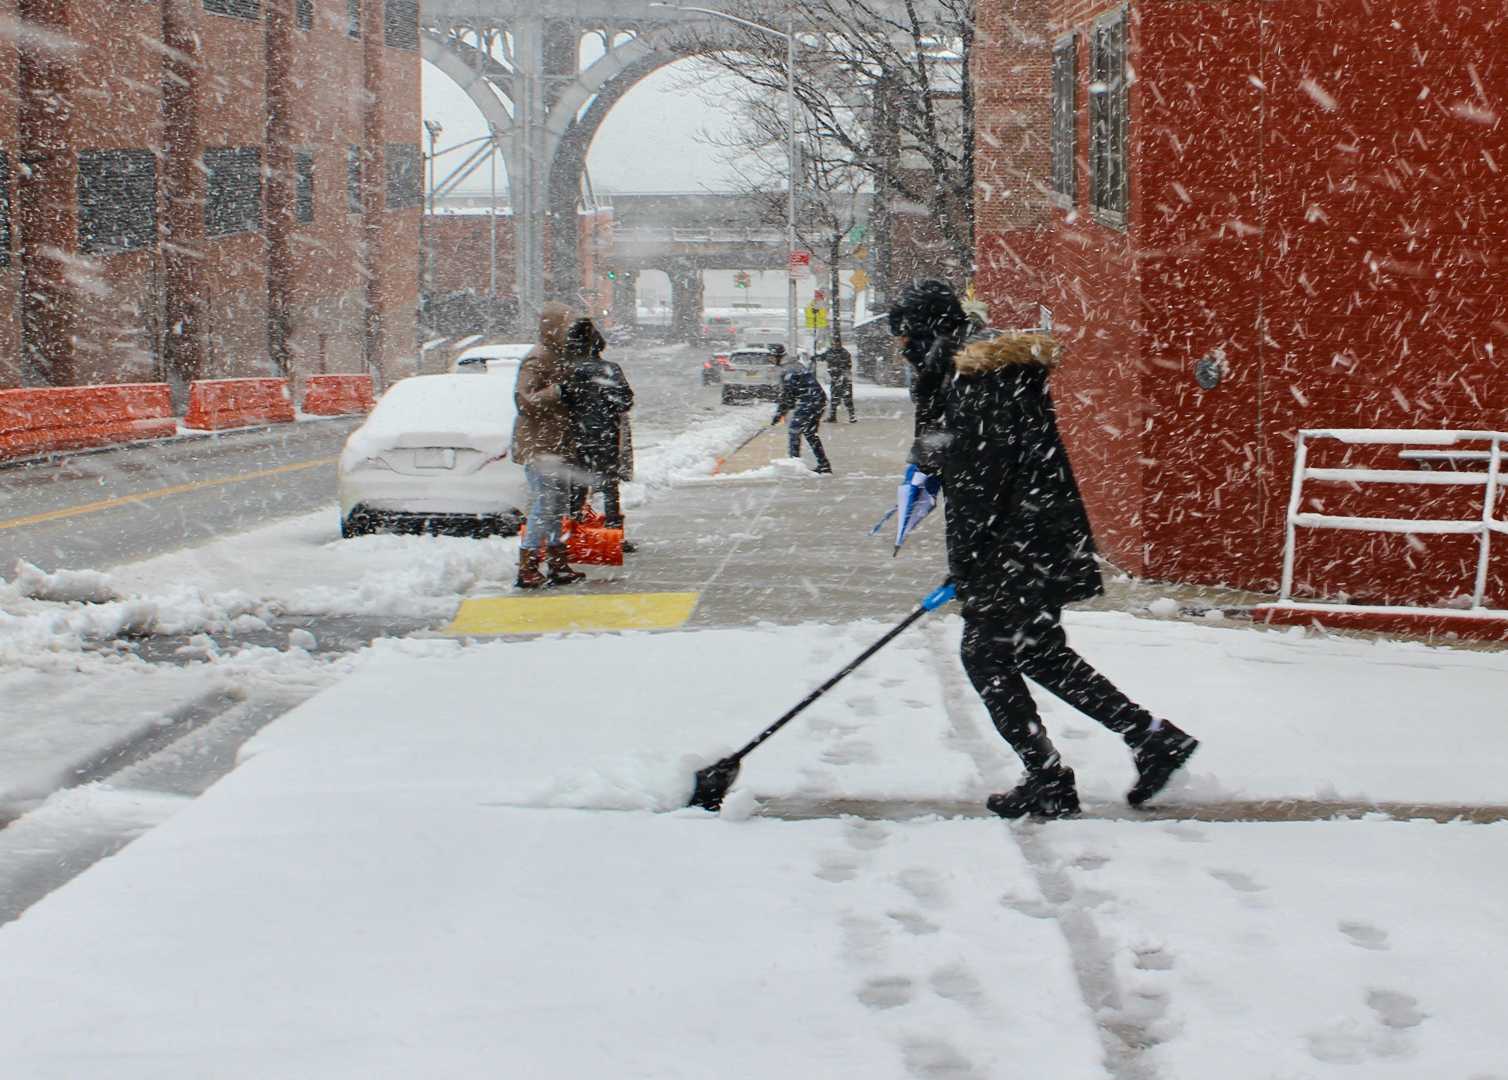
[889,278,1200,819]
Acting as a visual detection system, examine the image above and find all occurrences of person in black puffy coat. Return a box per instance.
[890,278,1198,819]
[561,318,637,550]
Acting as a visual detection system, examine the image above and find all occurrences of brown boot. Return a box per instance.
[545,544,586,586]
[515,546,546,590]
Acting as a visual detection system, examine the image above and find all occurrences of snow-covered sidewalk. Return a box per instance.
[0,612,1504,1077]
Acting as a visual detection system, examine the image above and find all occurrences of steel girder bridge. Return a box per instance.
[418,0,768,326]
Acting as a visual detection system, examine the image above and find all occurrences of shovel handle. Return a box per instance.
[726,584,953,766]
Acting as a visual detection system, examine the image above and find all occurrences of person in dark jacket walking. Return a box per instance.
[819,337,856,423]
[561,318,638,551]
[890,278,1198,819]
[771,351,832,474]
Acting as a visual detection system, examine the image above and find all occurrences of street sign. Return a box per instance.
[813,289,826,302]
[848,268,869,291]
[804,304,829,330]
[788,251,811,276]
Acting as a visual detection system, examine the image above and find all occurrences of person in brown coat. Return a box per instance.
[512,301,588,588]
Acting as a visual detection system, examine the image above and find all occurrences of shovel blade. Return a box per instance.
[688,757,741,812]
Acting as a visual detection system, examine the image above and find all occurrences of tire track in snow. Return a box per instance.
[921,620,1163,1080]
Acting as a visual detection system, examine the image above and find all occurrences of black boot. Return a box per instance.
[1127,723,1198,806]
[987,765,1080,820]
[544,544,587,586]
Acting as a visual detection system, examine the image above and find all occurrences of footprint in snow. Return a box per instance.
[895,866,951,911]
[1133,945,1176,971]
[822,739,879,766]
[929,963,988,1012]
[1339,920,1390,951]
[1367,988,1426,1030]
[843,694,879,715]
[843,819,890,851]
[1208,868,1266,893]
[901,1036,984,1080]
[816,850,862,883]
[857,974,914,1010]
[887,909,941,936]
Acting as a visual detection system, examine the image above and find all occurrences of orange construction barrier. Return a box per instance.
[0,384,177,462]
[183,378,295,431]
[302,374,377,416]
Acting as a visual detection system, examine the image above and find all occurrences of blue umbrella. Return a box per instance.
[871,464,943,556]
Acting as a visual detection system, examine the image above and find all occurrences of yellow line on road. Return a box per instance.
[0,456,339,532]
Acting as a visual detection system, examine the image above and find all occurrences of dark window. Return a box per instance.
[204,146,263,237]
[296,0,312,30]
[347,145,363,213]
[0,150,10,268]
[203,0,260,20]
[347,0,360,37]
[1051,36,1077,205]
[383,0,416,49]
[295,150,315,224]
[1090,10,1128,223]
[384,143,421,210]
[78,149,158,255]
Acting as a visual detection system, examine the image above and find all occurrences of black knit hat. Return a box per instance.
[888,278,966,340]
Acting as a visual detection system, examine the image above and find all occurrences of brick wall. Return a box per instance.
[0,0,18,386]
[974,0,1508,605]
[5,0,420,388]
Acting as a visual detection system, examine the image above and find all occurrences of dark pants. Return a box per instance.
[571,477,623,529]
[960,608,1155,772]
[787,415,830,469]
[827,375,854,421]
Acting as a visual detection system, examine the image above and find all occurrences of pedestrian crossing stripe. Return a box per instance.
[444,592,700,636]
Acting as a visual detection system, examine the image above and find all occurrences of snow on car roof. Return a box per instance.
[455,343,533,361]
[343,374,516,466]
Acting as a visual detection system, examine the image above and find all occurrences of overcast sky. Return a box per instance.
[421,58,753,195]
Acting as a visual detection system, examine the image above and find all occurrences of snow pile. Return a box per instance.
[618,408,767,507]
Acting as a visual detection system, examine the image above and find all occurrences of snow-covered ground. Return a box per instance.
[0,408,765,809]
[0,613,1505,1077]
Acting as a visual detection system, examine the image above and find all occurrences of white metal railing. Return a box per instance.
[1280,429,1508,612]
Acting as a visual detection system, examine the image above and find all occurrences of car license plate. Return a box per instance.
[743,370,761,379]
[414,448,456,469]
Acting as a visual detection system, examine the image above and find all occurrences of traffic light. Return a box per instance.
[734,271,751,289]
[606,268,618,281]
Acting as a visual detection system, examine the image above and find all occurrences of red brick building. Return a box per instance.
[3,0,420,389]
[973,0,1508,606]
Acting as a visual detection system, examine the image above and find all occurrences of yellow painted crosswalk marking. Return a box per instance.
[445,592,700,636]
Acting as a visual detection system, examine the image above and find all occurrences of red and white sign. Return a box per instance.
[787,251,812,275]
[813,289,827,302]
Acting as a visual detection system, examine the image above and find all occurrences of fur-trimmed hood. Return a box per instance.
[953,331,1063,376]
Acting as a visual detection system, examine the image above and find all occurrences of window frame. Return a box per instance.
[384,143,422,211]
[382,0,417,50]
[203,146,264,238]
[1050,32,1077,210]
[347,145,363,215]
[0,150,11,268]
[294,149,315,225]
[1089,7,1130,230]
[202,0,261,21]
[296,0,313,31]
[77,148,159,256]
[347,0,360,38]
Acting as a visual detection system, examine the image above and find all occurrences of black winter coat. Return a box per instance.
[915,332,1103,621]
[563,356,635,481]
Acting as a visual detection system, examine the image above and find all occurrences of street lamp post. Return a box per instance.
[649,2,801,360]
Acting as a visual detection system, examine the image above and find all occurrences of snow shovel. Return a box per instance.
[688,581,957,812]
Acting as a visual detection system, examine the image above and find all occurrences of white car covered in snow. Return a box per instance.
[337,374,527,538]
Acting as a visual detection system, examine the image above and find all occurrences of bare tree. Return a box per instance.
[677,0,975,295]
[699,83,870,343]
